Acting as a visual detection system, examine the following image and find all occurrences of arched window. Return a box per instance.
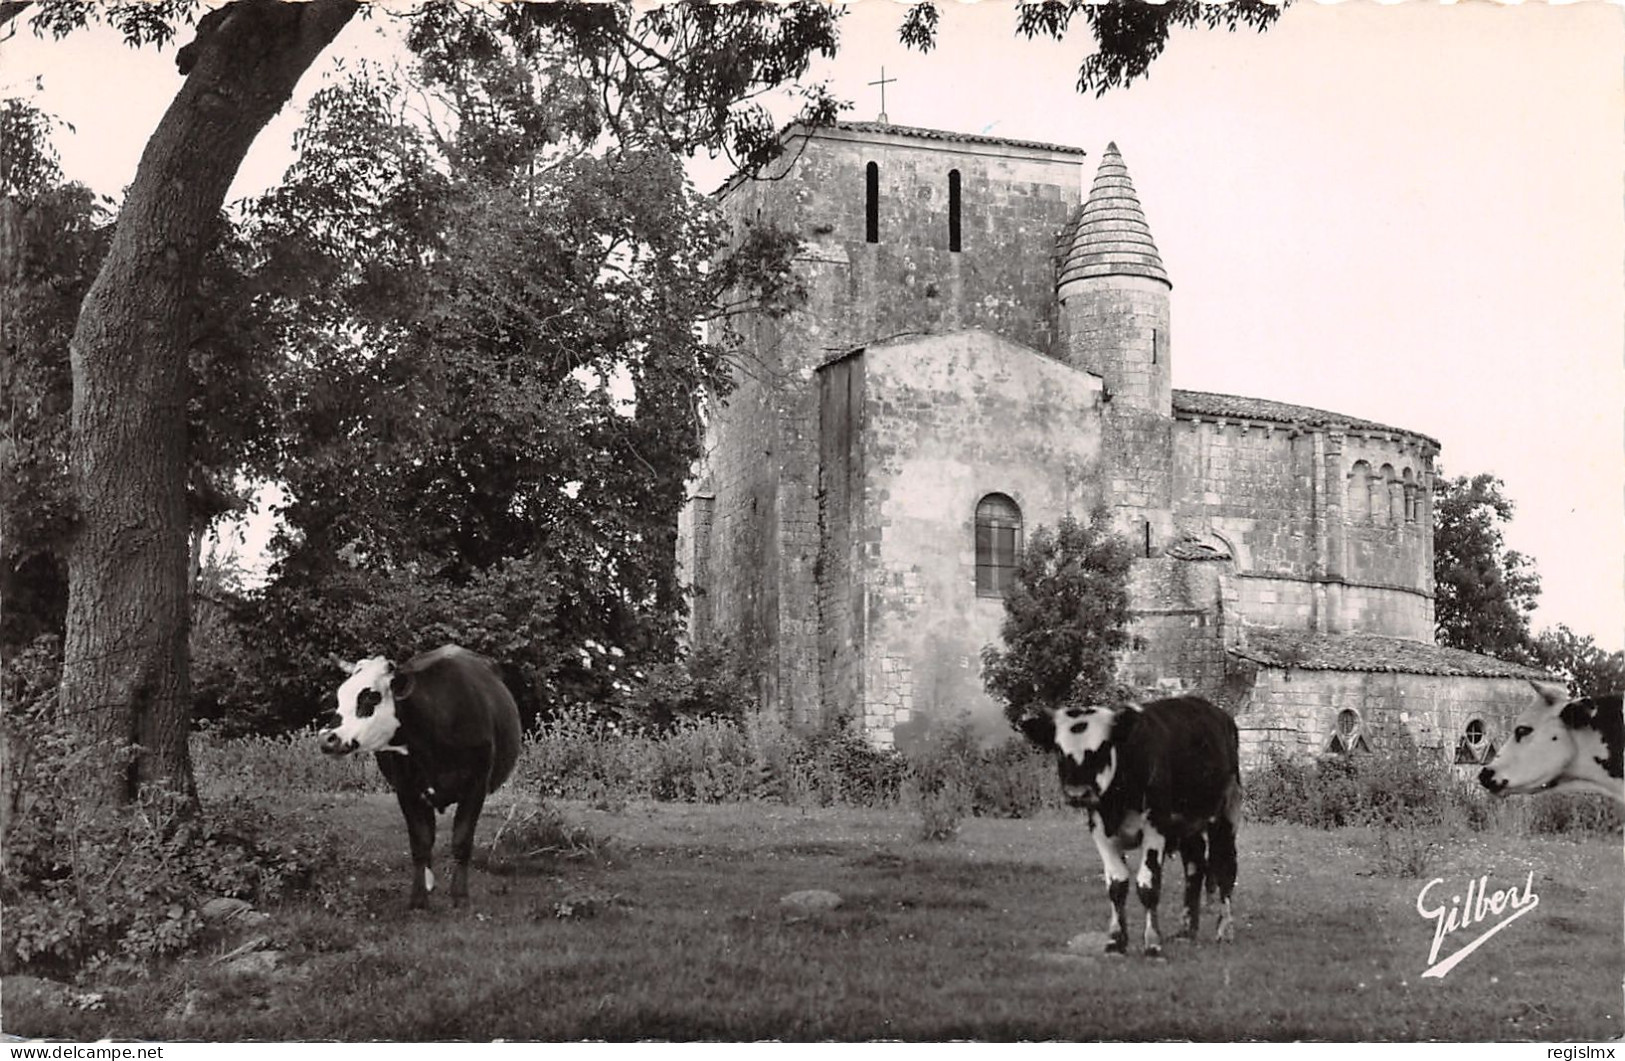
[1326,708,1372,755]
[1347,461,1372,522]
[865,161,879,244]
[1402,467,1417,523]
[1454,718,1495,764]
[975,494,1022,597]
[948,169,962,253]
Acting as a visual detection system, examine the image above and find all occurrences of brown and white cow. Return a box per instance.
[318,645,522,908]
[1021,695,1242,957]
[1479,683,1623,804]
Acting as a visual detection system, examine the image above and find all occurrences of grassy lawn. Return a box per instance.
[8,796,1620,1041]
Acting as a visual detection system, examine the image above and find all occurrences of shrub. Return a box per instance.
[780,728,909,808]
[981,508,1135,728]
[1244,743,1622,842]
[486,798,611,866]
[2,637,328,978]
[191,724,385,800]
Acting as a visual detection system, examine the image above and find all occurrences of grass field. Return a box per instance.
[7,792,1621,1042]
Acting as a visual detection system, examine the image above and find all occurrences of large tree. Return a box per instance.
[1531,625,1625,700]
[9,0,1279,804]
[228,52,805,730]
[1432,472,1541,662]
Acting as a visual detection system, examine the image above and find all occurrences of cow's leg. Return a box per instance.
[396,788,437,910]
[448,788,488,905]
[1090,816,1134,954]
[1137,825,1168,957]
[1174,832,1207,940]
[1208,802,1240,943]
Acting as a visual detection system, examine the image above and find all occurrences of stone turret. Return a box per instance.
[1056,142,1172,416]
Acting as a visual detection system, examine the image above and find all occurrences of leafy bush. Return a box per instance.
[1243,744,1621,840]
[191,724,385,800]
[2,637,329,978]
[981,508,1135,727]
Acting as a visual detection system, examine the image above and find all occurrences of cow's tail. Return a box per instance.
[1208,724,1244,898]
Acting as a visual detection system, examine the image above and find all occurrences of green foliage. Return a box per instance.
[899,0,1283,97]
[1244,744,1620,842]
[1,101,107,653]
[1531,624,1625,699]
[225,49,814,731]
[1433,472,1542,662]
[486,798,613,868]
[1,97,279,660]
[519,709,907,809]
[981,508,1135,728]
[2,640,330,977]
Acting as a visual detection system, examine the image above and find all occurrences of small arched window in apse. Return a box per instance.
[1381,464,1402,525]
[1326,708,1372,756]
[975,493,1022,598]
[865,161,880,244]
[1455,718,1495,765]
[1348,461,1372,522]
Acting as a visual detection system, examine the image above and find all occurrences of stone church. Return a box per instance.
[676,121,1546,765]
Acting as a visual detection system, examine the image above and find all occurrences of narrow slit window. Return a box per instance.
[948,169,962,252]
[865,161,879,244]
[975,494,1022,597]
[1152,328,1158,365]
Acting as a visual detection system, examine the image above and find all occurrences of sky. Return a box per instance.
[5,1,1623,650]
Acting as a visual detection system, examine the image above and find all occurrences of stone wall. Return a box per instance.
[841,330,1104,749]
[1120,557,1229,697]
[1233,666,1539,769]
[689,125,1090,729]
[1171,417,1435,640]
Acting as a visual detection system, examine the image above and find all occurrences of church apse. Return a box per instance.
[683,120,1493,754]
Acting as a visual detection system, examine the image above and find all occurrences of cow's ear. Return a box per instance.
[1529,679,1565,708]
[329,653,358,675]
[389,664,415,701]
[1016,710,1056,750]
[1111,703,1142,741]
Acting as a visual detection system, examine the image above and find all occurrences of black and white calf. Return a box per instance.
[1021,696,1242,956]
[318,645,523,908]
[1479,683,1623,804]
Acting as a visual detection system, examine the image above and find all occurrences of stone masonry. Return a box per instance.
[679,121,1537,759]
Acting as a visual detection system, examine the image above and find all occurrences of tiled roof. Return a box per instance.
[1230,627,1552,680]
[828,121,1091,157]
[1172,389,1440,447]
[1058,142,1169,287]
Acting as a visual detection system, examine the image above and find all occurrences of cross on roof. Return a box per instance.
[868,66,896,124]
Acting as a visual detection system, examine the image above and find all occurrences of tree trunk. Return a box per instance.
[61,0,357,806]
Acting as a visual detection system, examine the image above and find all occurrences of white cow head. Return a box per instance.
[1480,682,1622,802]
[318,656,409,755]
[1019,702,1141,808]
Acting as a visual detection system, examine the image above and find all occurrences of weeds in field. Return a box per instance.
[1244,742,1620,878]
[487,798,611,864]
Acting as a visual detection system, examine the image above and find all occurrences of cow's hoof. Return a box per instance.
[1144,944,1164,959]
[1104,938,1128,956]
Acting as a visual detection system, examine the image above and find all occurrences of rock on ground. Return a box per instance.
[779,889,842,913]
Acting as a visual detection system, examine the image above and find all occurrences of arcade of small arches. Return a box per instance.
[1347,460,1425,525]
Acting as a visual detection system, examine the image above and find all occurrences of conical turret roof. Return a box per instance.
[1058,142,1169,287]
